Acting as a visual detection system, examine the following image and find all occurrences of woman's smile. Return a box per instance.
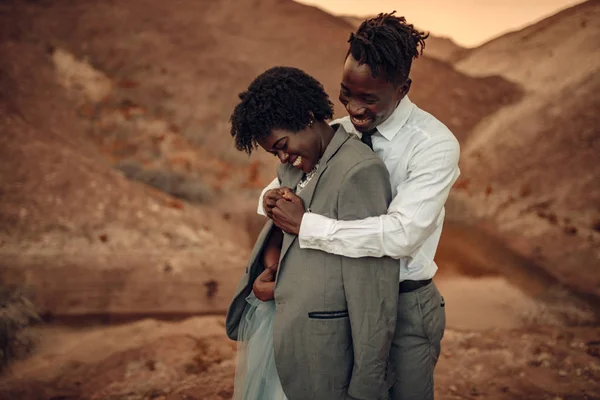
[291,155,302,169]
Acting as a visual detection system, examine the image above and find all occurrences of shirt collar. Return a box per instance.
[374,95,414,141]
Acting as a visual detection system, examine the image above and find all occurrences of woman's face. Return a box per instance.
[257,125,323,173]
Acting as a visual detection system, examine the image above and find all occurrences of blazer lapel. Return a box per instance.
[277,125,351,269]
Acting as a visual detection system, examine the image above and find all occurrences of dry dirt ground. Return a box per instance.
[0,301,599,400]
[448,0,600,300]
[1,222,599,400]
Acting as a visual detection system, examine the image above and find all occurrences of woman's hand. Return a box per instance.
[252,264,278,301]
[263,187,298,219]
[263,189,284,219]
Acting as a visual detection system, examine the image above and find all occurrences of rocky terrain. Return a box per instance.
[1,315,599,400]
[0,38,249,318]
[448,0,600,300]
[0,0,524,317]
[0,0,599,399]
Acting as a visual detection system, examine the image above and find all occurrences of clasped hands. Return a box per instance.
[263,187,305,236]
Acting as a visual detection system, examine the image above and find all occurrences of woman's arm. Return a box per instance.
[263,228,283,269]
[253,228,283,301]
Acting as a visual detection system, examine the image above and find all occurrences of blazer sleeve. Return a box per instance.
[338,158,399,399]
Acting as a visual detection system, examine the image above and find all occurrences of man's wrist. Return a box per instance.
[298,212,334,243]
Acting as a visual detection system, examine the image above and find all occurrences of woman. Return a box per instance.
[226,67,399,400]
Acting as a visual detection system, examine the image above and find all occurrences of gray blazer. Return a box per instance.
[226,126,399,400]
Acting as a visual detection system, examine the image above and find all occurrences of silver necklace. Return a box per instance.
[297,162,320,191]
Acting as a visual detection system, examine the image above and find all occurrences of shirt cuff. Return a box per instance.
[298,213,334,249]
[257,201,267,216]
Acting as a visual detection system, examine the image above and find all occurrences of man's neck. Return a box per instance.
[373,96,413,140]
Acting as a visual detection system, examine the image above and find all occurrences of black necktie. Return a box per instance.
[361,132,374,150]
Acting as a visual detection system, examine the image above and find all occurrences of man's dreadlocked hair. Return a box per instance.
[348,11,428,85]
[230,66,334,155]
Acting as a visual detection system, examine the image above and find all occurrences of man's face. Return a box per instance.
[339,55,408,133]
[257,126,322,174]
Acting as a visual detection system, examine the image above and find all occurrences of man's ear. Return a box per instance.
[398,78,412,97]
[393,79,411,108]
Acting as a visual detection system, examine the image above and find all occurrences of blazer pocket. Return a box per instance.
[308,312,353,390]
[308,310,349,319]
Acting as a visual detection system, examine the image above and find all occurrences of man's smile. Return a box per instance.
[350,114,375,130]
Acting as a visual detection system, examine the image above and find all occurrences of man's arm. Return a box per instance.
[257,177,280,216]
[339,159,398,399]
[299,135,460,259]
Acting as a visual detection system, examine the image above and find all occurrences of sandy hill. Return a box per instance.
[0,0,520,322]
[0,0,594,322]
[9,0,520,160]
[0,0,586,318]
[456,0,599,91]
[0,32,249,319]
[449,0,600,299]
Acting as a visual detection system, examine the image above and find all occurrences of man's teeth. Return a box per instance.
[292,156,302,167]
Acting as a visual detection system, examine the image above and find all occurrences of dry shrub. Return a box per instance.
[0,286,39,371]
[116,160,213,203]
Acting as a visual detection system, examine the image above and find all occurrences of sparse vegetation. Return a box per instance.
[116,160,214,203]
[0,286,39,371]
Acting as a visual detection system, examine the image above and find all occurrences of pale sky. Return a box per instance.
[294,0,586,47]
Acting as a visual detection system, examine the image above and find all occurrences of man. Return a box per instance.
[258,12,460,400]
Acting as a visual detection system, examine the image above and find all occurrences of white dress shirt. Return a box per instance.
[257,96,460,281]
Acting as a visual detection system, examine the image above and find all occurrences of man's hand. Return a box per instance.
[272,190,305,235]
[252,264,278,301]
[263,189,284,219]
